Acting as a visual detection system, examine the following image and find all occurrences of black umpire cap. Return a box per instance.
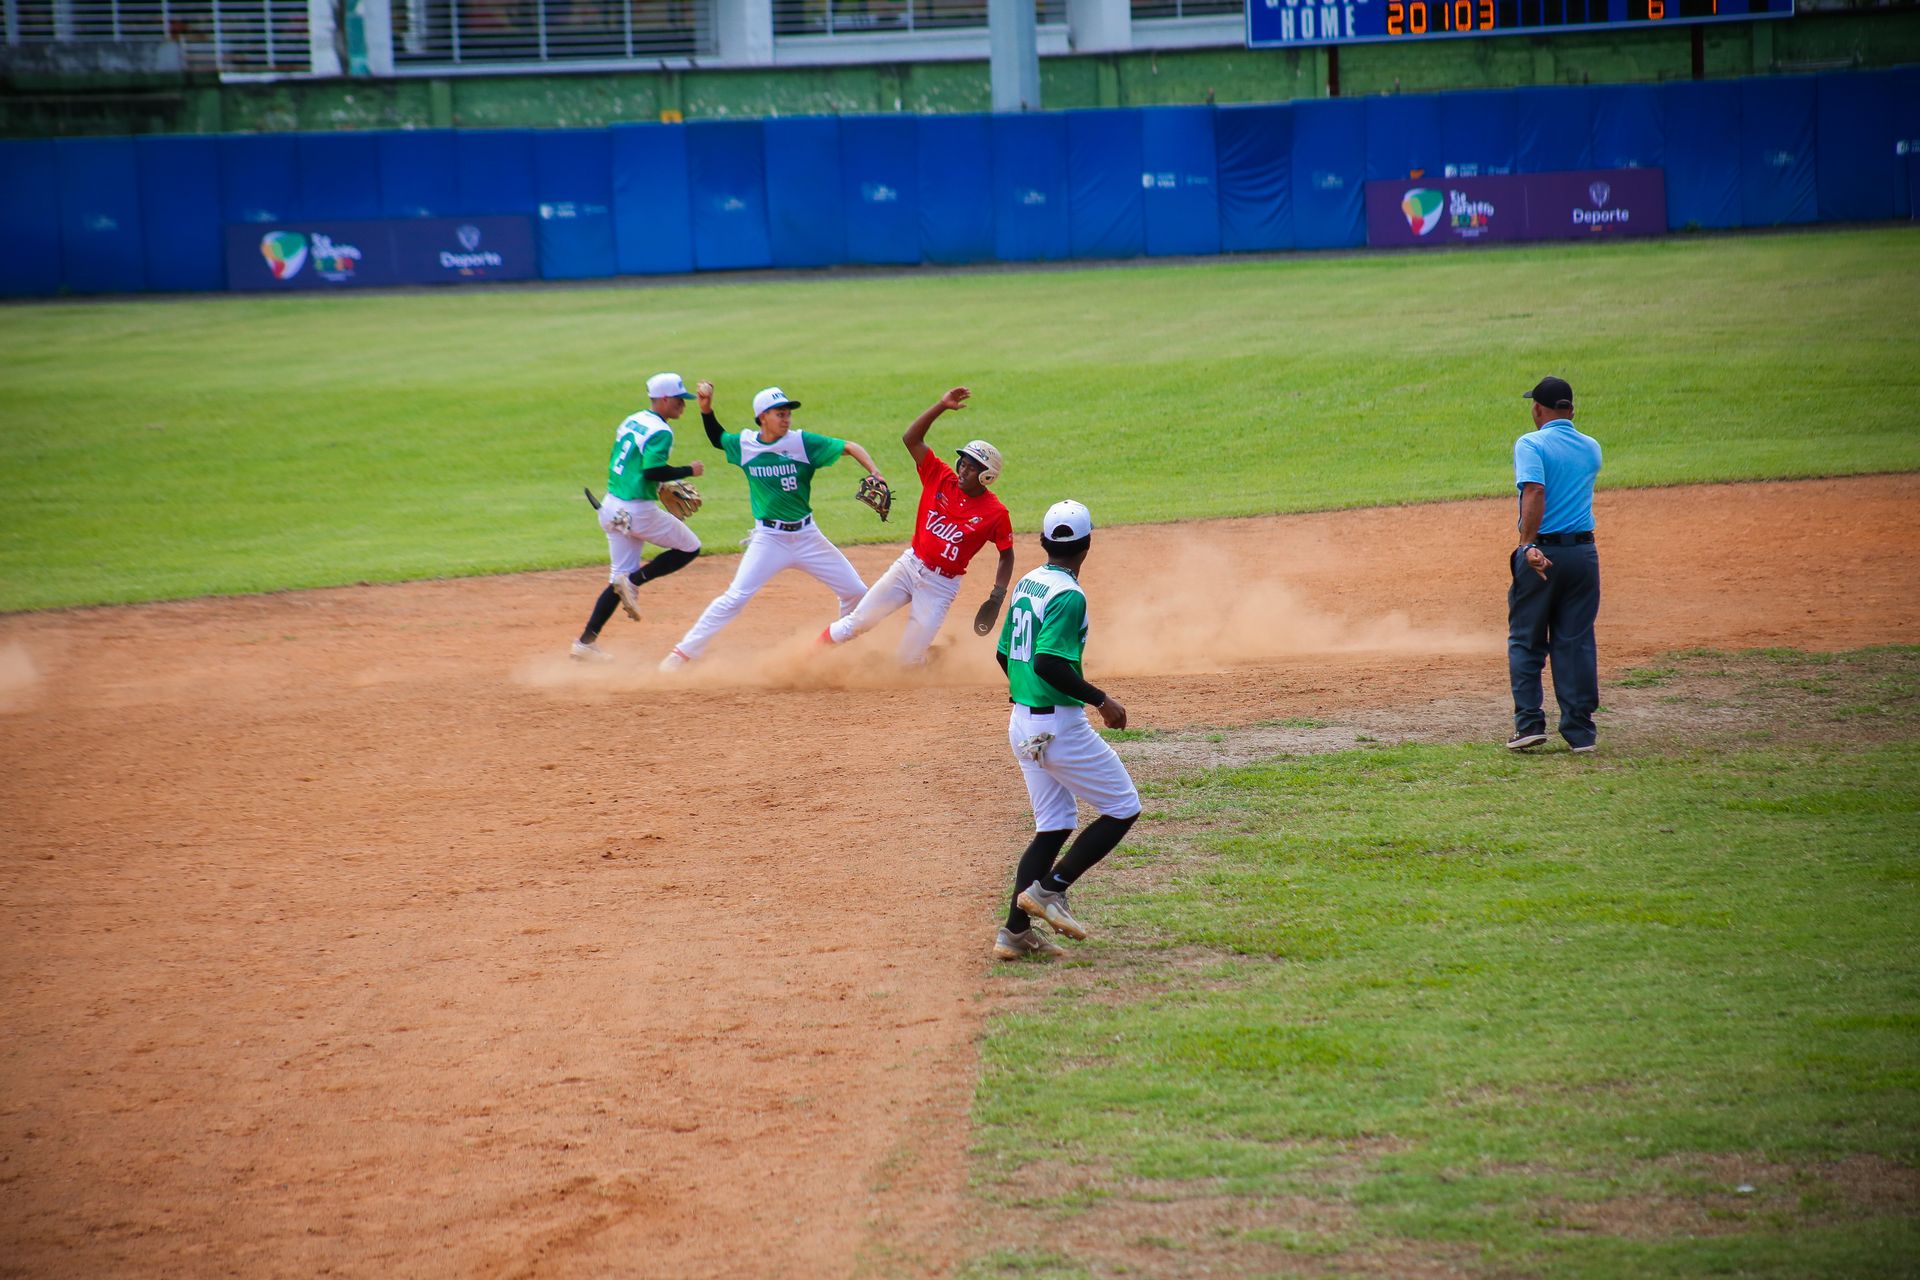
[1524,376,1574,410]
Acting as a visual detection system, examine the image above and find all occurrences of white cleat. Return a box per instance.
[613,577,642,622]
[658,648,690,673]
[570,640,613,663]
[994,927,1066,960]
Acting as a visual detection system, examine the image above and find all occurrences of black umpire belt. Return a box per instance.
[1535,531,1595,546]
[758,516,814,532]
[1010,703,1058,714]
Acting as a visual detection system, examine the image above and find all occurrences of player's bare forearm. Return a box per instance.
[843,441,883,480]
[993,547,1015,595]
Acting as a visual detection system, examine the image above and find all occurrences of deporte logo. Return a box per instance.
[260,231,308,280]
[1400,188,1444,236]
[440,224,504,273]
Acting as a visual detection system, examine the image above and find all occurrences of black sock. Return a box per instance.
[1045,813,1139,892]
[579,587,620,644]
[1005,829,1071,932]
[634,547,699,585]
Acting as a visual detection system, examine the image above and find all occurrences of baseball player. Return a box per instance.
[818,387,1015,664]
[993,499,1141,961]
[661,382,886,670]
[572,372,706,661]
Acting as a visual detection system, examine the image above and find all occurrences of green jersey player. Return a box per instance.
[992,499,1141,960]
[662,383,886,670]
[572,372,706,661]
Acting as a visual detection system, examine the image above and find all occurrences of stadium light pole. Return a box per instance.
[989,0,1040,112]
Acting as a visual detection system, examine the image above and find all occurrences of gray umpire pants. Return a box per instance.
[1507,540,1600,748]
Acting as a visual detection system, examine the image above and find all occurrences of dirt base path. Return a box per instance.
[3,475,1914,1279]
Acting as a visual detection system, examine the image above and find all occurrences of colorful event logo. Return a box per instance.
[1400,188,1444,236]
[259,231,308,280]
[308,233,362,282]
[1448,189,1497,235]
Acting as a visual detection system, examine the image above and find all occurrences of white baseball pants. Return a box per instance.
[672,521,867,660]
[1008,704,1142,833]
[600,496,700,582]
[827,549,962,664]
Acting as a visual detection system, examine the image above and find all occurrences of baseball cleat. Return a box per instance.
[614,577,642,622]
[1570,743,1597,755]
[1017,882,1088,941]
[570,640,613,662]
[1506,731,1549,751]
[658,648,690,672]
[994,927,1066,960]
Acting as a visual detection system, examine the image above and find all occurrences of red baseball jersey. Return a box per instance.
[910,449,1013,576]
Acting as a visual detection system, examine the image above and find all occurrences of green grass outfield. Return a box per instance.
[2,227,1917,611]
[966,648,1920,1280]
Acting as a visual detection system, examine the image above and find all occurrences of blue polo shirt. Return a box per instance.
[1514,418,1603,535]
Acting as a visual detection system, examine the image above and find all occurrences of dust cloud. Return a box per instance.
[1090,533,1482,676]
[0,642,41,712]
[517,529,1478,694]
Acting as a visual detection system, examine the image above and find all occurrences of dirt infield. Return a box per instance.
[2,475,1915,1279]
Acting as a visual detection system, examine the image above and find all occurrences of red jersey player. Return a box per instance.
[821,387,1015,664]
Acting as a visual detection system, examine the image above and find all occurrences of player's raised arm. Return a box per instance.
[902,387,969,464]
[697,380,726,449]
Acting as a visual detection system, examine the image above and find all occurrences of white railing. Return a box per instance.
[392,0,716,65]
[770,0,1065,37]
[1,0,1247,77]
[1,0,312,72]
[1129,0,1237,19]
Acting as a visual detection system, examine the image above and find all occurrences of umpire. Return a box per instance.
[1507,375,1603,754]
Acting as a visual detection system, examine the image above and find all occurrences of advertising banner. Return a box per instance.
[1525,169,1666,239]
[1364,168,1666,248]
[225,215,537,290]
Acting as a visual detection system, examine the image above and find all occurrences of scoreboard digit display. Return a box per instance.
[1247,0,1792,48]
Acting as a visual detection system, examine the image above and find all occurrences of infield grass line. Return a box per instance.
[3,228,1917,611]
[966,647,1920,1279]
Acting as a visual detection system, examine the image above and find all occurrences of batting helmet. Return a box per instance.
[955,439,1003,486]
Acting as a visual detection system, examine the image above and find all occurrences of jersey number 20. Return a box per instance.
[1009,608,1034,662]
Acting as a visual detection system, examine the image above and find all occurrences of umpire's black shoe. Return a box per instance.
[1506,731,1549,751]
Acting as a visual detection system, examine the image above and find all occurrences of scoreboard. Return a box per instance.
[1247,0,1793,48]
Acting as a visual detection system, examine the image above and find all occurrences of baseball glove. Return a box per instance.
[658,480,703,520]
[856,475,893,522]
[973,586,1007,637]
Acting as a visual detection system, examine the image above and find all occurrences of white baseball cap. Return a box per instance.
[753,386,802,419]
[1042,499,1093,542]
[647,372,691,400]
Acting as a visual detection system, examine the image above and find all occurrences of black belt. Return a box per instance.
[1535,531,1594,546]
[1010,703,1057,714]
[758,516,812,532]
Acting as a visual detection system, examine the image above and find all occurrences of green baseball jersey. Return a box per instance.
[998,564,1090,708]
[721,428,846,522]
[607,409,675,502]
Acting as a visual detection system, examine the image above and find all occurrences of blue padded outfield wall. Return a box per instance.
[3,67,1916,298]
